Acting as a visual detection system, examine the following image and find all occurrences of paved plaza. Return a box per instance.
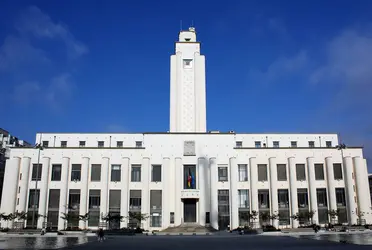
[63,234,372,250]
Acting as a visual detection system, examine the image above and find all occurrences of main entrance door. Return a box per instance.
[183,199,197,222]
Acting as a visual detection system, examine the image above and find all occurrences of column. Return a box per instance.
[120,157,130,228]
[229,157,238,229]
[353,157,370,223]
[306,157,318,224]
[249,157,259,226]
[325,157,337,216]
[0,157,21,229]
[101,157,110,219]
[58,157,70,230]
[162,157,170,228]
[141,157,150,229]
[174,157,182,225]
[288,157,298,228]
[209,157,218,229]
[198,158,205,225]
[79,157,89,229]
[269,157,279,228]
[18,157,31,213]
[38,157,50,228]
[343,156,357,225]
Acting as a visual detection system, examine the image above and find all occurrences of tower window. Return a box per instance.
[183,59,193,68]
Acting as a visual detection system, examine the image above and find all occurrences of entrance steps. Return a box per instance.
[161,223,217,234]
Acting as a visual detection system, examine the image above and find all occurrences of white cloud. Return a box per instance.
[13,73,75,108]
[13,81,41,104]
[248,50,308,85]
[0,35,48,70]
[15,6,88,58]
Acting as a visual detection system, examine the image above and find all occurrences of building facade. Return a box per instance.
[0,128,30,206]
[0,28,371,231]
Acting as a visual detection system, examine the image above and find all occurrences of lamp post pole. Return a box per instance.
[31,143,43,229]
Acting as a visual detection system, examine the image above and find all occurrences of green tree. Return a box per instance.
[60,212,79,230]
[127,212,148,228]
[79,212,90,230]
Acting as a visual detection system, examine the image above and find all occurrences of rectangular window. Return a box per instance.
[278,189,289,208]
[51,164,62,181]
[308,141,315,148]
[184,165,196,189]
[315,164,325,180]
[48,189,60,209]
[152,165,162,182]
[131,165,141,182]
[218,190,230,229]
[69,189,80,210]
[28,189,40,209]
[111,165,121,182]
[71,164,81,181]
[336,188,346,206]
[277,164,287,181]
[326,141,332,148]
[117,141,123,147]
[98,141,104,147]
[238,189,249,208]
[170,212,175,224]
[91,164,101,181]
[183,59,193,68]
[135,141,142,147]
[273,141,279,148]
[89,190,100,209]
[129,190,141,211]
[42,141,49,147]
[296,164,306,181]
[61,141,67,147]
[236,141,242,148]
[333,163,343,180]
[218,166,228,182]
[258,189,270,209]
[238,164,248,181]
[297,188,308,208]
[31,164,42,181]
[316,188,328,207]
[79,141,85,147]
[258,164,268,181]
[291,141,297,148]
[255,141,261,148]
[150,190,162,227]
[109,190,121,211]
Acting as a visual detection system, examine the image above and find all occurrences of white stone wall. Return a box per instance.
[0,132,370,230]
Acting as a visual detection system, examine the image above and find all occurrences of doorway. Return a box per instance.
[183,199,197,223]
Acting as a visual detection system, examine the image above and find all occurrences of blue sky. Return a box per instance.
[1,0,372,166]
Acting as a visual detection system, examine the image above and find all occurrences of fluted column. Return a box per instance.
[120,158,130,228]
[325,157,337,216]
[18,157,31,213]
[288,157,298,228]
[229,157,238,229]
[0,157,21,228]
[175,157,182,225]
[209,157,218,229]
[198,157,206,226]
[353,157,370,223]
[162,157,170,228]
[141,157,150,229]
[58,157,70,230]
[343,156,357,225]
[79,157,90,229]
[249,157,259,226]
[306,157,318,224]
[269,157,279,228]
[38,157,50,228]
[101,157,110,220]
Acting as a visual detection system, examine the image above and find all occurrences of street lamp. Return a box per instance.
[336,143,346,158]
[31,143,44,229]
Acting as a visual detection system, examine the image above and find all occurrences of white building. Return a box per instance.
[1,27,371,231]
